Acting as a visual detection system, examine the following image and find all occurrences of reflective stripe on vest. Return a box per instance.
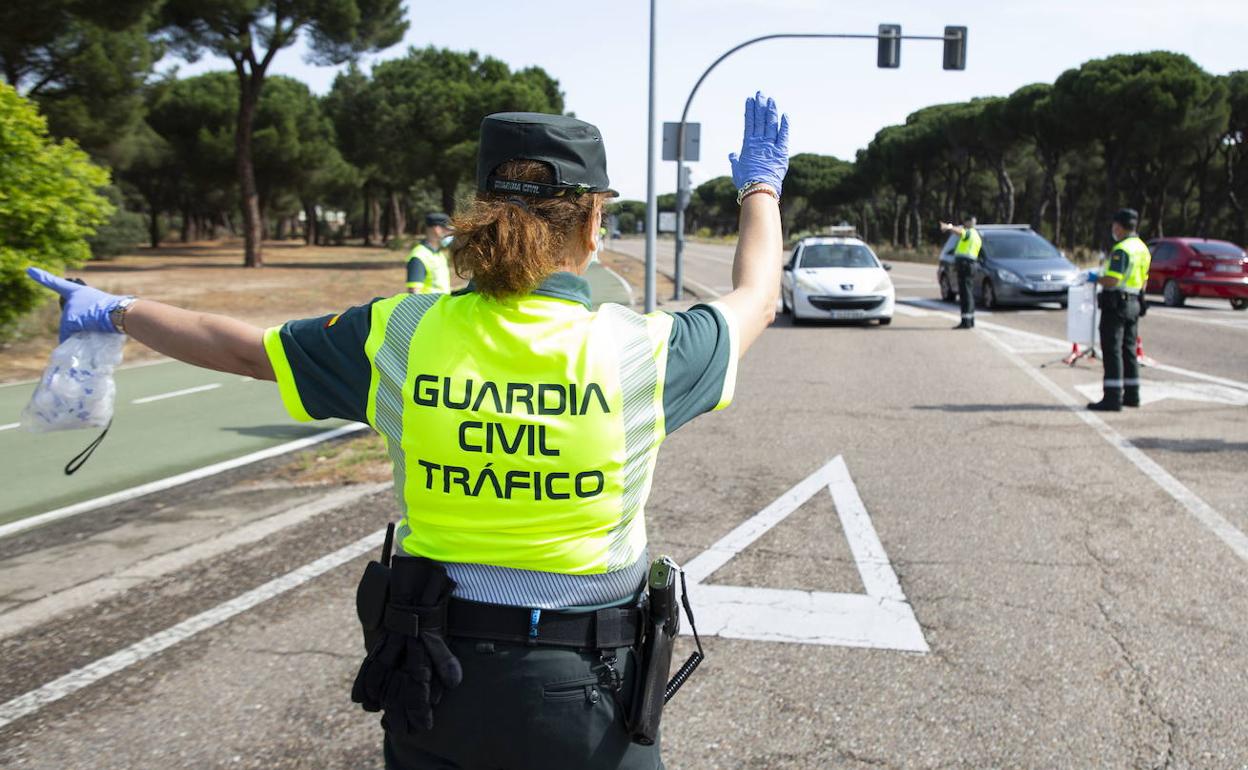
[408,243,451,293]
[364,291,673,575]
[1106,236,1150,292]
[954,227,982,259]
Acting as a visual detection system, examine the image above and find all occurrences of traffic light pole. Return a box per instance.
[671,29,962,301]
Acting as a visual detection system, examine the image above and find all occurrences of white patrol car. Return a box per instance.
[780,232,895,325]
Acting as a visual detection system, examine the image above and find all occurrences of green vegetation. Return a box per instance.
[0,84,112,333]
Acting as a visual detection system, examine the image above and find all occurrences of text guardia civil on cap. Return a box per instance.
[477,112,618,198]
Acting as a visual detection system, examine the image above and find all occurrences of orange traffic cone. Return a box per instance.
[1135,336,1153,366]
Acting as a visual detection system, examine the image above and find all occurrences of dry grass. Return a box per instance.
[2,239,416,383]
[265,430,393,486]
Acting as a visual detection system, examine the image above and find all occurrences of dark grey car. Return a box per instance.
[936,225,1079,308]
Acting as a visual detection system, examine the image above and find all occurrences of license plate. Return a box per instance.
[1034,282,1062,291]
[1215,263,1240,273]
[829,310,865,319]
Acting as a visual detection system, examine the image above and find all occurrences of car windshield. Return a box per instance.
[800,244,878,269]
[1191,242,1246,259]
[983,232,1060,260]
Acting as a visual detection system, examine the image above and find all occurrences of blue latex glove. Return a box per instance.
[26,267,126,342]
[729,91,791,197]
[1085,270,1099,284]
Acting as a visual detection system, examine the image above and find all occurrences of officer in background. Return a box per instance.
[406,212,453,293]
[940,214,983,329]
[1089,208,1151,411]
[27,90,791,769]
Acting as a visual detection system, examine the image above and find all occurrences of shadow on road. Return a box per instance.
[221,425,330,440]
[1131,437,1248,453]
[913,403,1069,413]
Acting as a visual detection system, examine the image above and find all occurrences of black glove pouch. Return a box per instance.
[351,555,464,735]
[356,559,390,653]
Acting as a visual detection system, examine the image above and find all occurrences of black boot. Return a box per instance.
[953,322,973,330]
[1123,387,1140,408]
[1088,389,1123,412]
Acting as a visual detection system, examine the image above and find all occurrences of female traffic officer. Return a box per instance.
[28,91,790,769]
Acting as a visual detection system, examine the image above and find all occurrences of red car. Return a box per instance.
[1146,237,1248,310]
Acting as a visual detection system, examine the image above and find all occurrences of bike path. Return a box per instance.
[0,360,347,526]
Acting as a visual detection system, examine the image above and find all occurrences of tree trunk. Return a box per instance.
[275,216,287,240]
[996,160,1015,223]
[180,204,193,243]
[440,183,456,217]
[389,189,406,240]
[148,207,162,249]
[891,195,903,247]
[364,187,383,245]
[235,74,264,267]
[304,202,317,245]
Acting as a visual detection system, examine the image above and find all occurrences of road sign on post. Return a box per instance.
[662,122,701,162]
[943,26,967,70]
[877,24,901,68]
[659,212,677,232]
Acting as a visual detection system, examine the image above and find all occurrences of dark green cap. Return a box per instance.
[424,212,450,227]
[477,112,618,198]
[1112,208,1139,227]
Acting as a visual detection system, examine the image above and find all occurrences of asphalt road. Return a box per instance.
[1,240,1247,768]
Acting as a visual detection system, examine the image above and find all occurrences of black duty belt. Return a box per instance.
[442,598,641,650]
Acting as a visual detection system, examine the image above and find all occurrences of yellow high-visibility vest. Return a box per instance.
[1106,236,1151,293]
[407,243,451,294]
[954,227,982,259]
[362,290,674,575]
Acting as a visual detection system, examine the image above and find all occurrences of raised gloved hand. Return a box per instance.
[1085,270,1099,284]
[27,268,128,343]
[729,91,791,197]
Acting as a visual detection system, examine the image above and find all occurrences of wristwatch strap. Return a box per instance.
[109,297,137,334]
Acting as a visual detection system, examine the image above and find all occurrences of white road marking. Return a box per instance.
[900,298,1248,393]
[1072,381,1248,408]
[682,456,927,652]
[892,305,930,318]
[131,383,222,404]
[0,423,370,540]
[0,357,174,390]
[1147,307,1248,331]
[0,422,20,432]
[0,527,385,730]
[979,330,1248,565]
[0,482,391,640]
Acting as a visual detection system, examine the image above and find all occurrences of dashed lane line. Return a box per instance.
[0,422,19,432]
[979,329,1248,566]
[131,383,222,404]
[0,423,370,540]
[0,527,386,730]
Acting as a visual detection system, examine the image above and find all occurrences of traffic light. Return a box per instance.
[943,26,967,70]
[877,24,900,69]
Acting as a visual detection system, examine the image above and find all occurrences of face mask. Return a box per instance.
[441,235,454,248]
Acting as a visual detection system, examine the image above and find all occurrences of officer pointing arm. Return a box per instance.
[28,91,790,769]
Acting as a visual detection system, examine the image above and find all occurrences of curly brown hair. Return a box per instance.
[450,160,604,299]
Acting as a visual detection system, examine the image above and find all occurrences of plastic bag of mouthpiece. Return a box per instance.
[20,332,126,432]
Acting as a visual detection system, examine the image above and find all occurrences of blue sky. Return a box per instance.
[173,0,1248,201]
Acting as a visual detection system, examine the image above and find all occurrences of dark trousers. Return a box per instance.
[956,258,975,326]
[383,638,663,770]
[1098,291,1141,405]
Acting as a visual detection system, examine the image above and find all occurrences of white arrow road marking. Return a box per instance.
[681,456,928,652]
[1073,381,1248,407]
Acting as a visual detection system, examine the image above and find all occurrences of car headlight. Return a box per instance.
[796,275,822,291]
[997,268,1021,284]
[872,277,893,293]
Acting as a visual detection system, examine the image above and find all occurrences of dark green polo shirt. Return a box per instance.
[267,272,737,434]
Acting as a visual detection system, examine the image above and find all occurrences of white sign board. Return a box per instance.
[658,211,677,233]
[1066,283,1099,344]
